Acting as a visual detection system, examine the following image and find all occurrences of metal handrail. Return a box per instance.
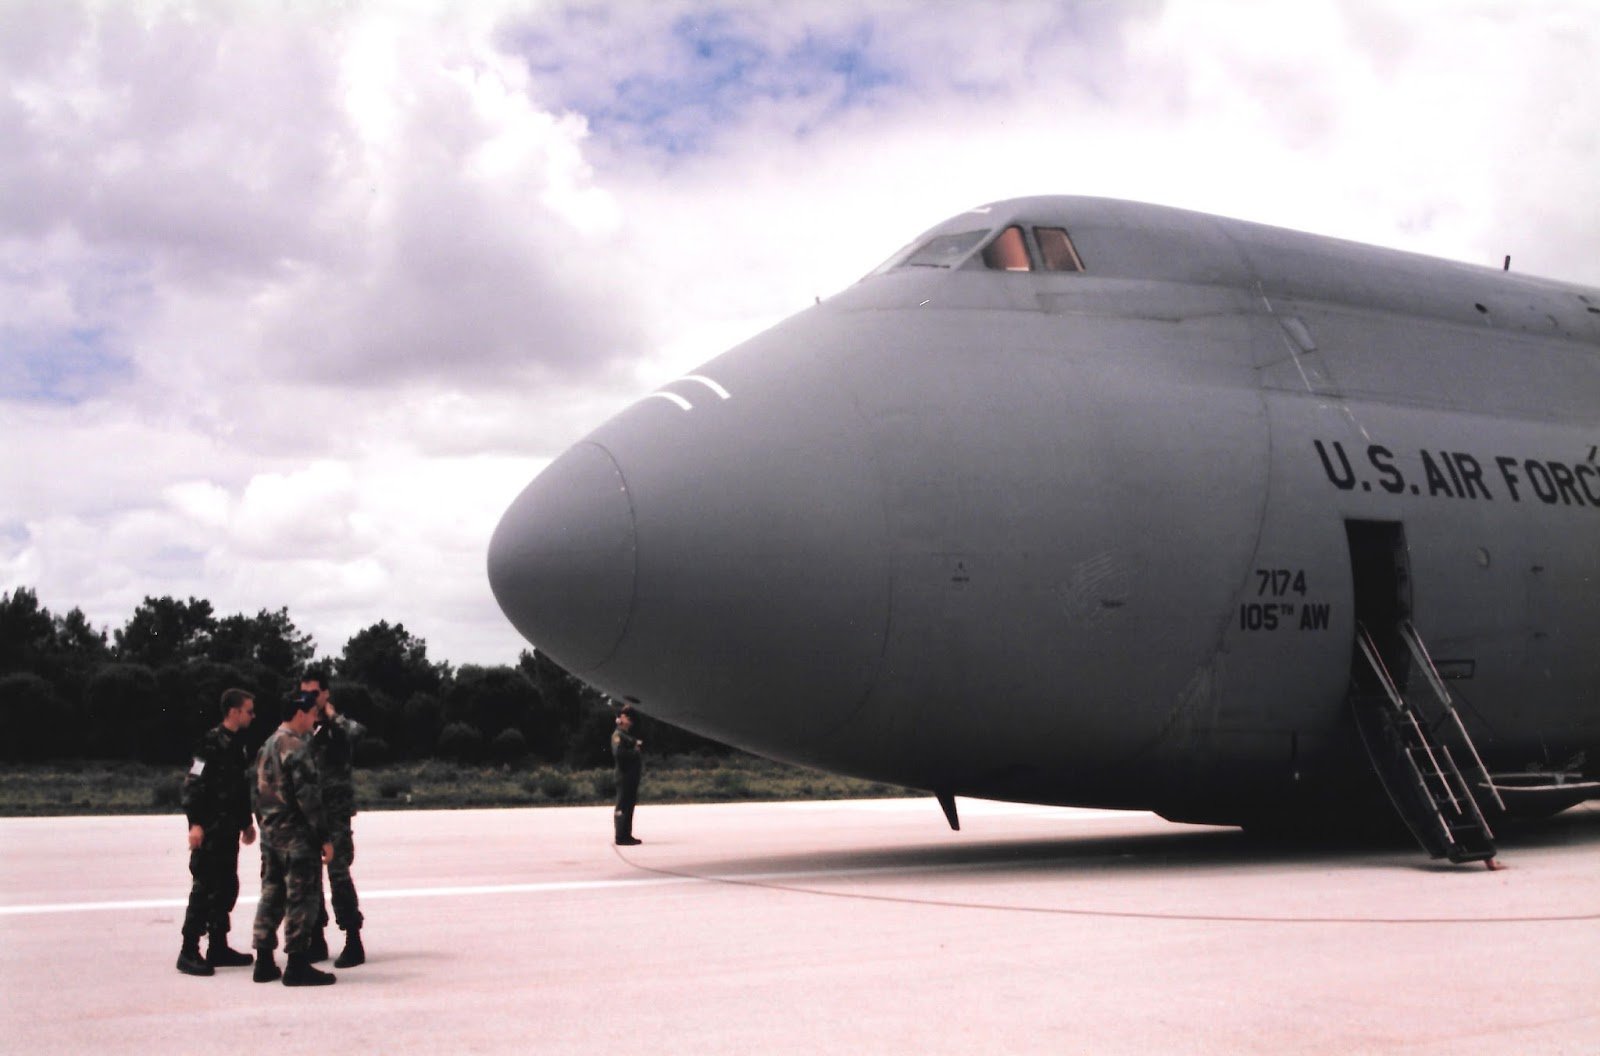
[1356,624,1458,814]
[1398,620,1505,813]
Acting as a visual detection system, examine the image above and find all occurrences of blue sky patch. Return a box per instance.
[0,326,135,405]
[0,520,29,551]
[510,9,904,157]
[146,544,207,579]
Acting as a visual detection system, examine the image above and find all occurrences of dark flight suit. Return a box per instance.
[611,726,642,842]
[180,724,253,944]
[251,724,328,955]
[311,714,364,935]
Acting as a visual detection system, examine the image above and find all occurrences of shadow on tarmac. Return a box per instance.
[668,802,1600,881]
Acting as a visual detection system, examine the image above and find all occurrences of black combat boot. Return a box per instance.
[307,928,330,963]
[176,939,215,976]
[206,930,253,968]
[252,949,281,983]
[333,929,365,968]
[614,809,642,846]
[283,952,336,987]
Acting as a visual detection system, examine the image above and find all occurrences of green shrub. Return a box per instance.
[712,770,750,798]
[590,771,617,798]
[539,772,572,800]
[377,775,412,800]
[151,776,182,808]
[416,759,458,783]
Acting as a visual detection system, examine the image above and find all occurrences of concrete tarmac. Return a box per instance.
[2,798,1598,1055]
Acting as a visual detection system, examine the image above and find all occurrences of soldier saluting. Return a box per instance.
[176,688,258,976]
[305,673,365,969]
[250,690,336,986]
[611,704,644,846]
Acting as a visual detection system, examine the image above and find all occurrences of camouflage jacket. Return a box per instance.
[310,713,364,820]
[611,728,642,778]
[253,724,327,854]
[181,724,253,832]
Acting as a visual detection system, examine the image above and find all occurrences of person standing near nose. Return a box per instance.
[611,704,644,846]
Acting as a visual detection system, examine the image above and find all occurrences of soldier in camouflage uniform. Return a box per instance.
[176,688,258,976]
[250,690,336,987]
[304,674,366,968]
[611,705,644,846]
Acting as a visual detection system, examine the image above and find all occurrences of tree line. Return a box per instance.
[0,587,730,768]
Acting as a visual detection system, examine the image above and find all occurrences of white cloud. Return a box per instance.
[7,445,542,665]
[233,462,367,560]
[3,0,649,404]
[164,479,230,529]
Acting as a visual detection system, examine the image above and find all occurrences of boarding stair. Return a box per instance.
[1350,620,1500,866]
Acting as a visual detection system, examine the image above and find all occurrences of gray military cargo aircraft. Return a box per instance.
[489,196,1599,864]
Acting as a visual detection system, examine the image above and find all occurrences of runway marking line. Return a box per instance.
[9,803,1597,924]
[10,845,1600,927]
[0,804,1139,917]
[0,858,1039,917]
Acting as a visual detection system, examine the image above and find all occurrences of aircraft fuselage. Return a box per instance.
[489,196,1599,826]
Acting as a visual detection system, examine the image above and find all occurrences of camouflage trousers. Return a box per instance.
[251,843,322,954]
[181,827,241,940]
[315,821,363,933]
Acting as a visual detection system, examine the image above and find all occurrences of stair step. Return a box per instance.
[1352,620,1499,866]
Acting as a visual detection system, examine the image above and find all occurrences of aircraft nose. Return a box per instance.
[486,441,636,672]
[487,308,895,765]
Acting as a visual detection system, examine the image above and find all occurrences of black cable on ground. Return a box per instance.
[612,836,1600,927]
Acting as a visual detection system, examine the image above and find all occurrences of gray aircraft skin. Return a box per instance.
[488,196,1599,829]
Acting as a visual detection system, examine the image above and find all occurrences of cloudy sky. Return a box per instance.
[3,0,1597,667]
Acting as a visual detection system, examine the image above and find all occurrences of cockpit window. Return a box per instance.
[900,229,989,268]
[1035,227,1084,272]
[873,222,1086,275]
[982,226,1031,271]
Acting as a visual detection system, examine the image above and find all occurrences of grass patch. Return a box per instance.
[0,755,918,816]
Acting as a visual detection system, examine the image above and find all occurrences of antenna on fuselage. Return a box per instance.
[1503,255,1511,271]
